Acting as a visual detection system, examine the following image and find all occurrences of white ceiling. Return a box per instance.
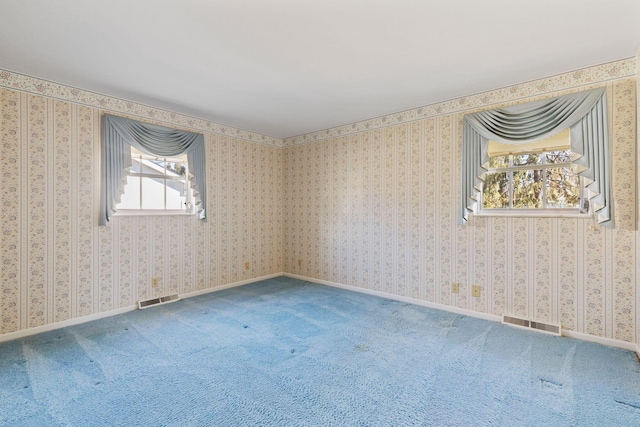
[1,0,639,139]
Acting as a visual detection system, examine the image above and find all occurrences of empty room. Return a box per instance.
[1,1,640,425]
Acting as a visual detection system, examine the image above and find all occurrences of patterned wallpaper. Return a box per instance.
[283,60,638,344]
[0,69,282,147]
[284,59,636,146]
[0,88,283,335]
[0,58,637,346]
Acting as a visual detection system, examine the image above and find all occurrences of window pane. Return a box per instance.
[139,158,165,176]
[150,159,167,174]
[166,180,186,210]
[117,176,140,209]
[482,172,510,208]
[546,167,580,208]
[166,161,187,177]
[513,169,542,208]
[488,155,509,169]
[545,150,572,164]
[130,156,142,173]
[141,177,165,209]
[512,153,542,166]
[119,150,195,214]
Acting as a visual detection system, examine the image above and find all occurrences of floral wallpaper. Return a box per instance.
[283,60,638,344]
[0,87,283,335]
[284,59,636,147]
[0,69,282,148]
[0,58,637,347]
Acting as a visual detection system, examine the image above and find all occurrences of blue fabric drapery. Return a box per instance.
[460,88,612,227]
[100,114,206,225]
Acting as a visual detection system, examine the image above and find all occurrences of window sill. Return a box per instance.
[475,211,590,219]
[114,210,196,217]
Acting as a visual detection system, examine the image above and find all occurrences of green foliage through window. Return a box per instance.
[482,150,582,211]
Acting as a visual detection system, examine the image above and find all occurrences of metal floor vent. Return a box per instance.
[138,294,180,310]
[502,314,561,336]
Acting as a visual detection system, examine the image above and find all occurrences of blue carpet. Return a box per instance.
[1,276,640,426]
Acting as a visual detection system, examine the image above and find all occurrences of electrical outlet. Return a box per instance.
[151,278,159,288]
[472,285,481,297]
[451,282,460,294]
[298,259,302,268]
[244,262,250,270]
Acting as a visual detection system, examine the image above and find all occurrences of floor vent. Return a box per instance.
[502,314,561,336]
[138,294,181,310]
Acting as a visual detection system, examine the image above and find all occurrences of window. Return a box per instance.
[481,151,586,214]
[100,114,206,226]
[116,147,196,214]
[480,130,588,216]
[460,88,612,227]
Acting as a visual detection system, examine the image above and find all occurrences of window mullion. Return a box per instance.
[542,169,547,209]
[487,163,571,174]
[541,154,547,209]
[508,171,513,209]
[164,158,167,211]
[138,155,143,209]
[129,172,184,180]
[185,161,190,213]
[508,155,512,209]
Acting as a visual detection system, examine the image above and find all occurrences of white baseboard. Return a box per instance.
[284,273,502,323]
[284,273,640,357]
[0,272,283,344]
[563,330,640,354]
[180,272,283,299]
[0,306,137,344]
[3,272,638,360]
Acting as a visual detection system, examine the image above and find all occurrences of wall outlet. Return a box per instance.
[151,277,159,288]
[472,285,481,297]
[451,282,460,294]
[244,262,250,270]
[298,259,302,267]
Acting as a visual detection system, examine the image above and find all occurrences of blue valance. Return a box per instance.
[460,88,612,227]
[100,114,206,225]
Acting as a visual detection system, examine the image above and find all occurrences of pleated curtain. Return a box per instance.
[460,87,612,227]
[100,114,207,226]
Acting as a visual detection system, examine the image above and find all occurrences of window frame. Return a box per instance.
[459,88,611,228]
[476,149,590,219]
[114,148,196,217]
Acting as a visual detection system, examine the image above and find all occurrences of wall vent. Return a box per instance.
[138,294,180,310]
[502,314,561,336]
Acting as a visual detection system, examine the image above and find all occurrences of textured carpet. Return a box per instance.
[1,276,640,426]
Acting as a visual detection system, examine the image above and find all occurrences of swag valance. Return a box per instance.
[100,114,207,226]
[460,87,612,227]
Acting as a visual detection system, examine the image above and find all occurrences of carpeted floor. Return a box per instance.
[1,276,640,426]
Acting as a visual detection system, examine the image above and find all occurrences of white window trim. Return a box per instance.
[115,149,197,216]
[475,210,590,219]
[113,210,195,217]
[478,151,590,218]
